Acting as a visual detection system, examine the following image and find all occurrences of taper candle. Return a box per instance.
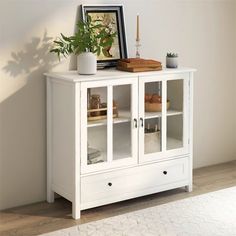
[136,14,140,41]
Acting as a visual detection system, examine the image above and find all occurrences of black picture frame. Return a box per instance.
[81,4,128,68]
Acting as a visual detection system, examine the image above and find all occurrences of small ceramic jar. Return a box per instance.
[166,55,178,68]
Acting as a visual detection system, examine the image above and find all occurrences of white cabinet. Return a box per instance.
[45,68,195,219]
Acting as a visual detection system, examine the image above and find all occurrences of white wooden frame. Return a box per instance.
[139,73,189,163]
[81,78,139,174]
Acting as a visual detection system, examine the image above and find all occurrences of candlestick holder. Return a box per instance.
[135,39,141,58]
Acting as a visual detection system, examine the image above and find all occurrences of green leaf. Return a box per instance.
[53,40,64,46]
[61,33,71,42]
[49,16,117,59]
[97,46,101,56]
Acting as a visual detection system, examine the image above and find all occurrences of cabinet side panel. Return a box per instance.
[188,72,194,191]
[51,81,75,200]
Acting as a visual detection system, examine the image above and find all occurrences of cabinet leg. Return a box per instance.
[185,184,193,192]
[72,202,81,220]
[47,189,55,203]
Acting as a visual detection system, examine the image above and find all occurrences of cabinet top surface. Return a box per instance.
[45,67,196,83]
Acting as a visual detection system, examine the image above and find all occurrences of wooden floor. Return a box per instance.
[1,160,236,236]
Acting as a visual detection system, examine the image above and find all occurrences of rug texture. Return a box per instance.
[42,187,236,236]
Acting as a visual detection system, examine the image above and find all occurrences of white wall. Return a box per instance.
[0,0,236,210]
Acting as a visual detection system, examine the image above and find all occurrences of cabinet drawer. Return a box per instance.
[81,157,189,208]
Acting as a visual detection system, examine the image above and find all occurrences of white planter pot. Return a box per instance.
[166,57,178,68]
[77,52,97,75]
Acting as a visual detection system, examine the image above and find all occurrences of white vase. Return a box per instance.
[77,52,97,75]
[166,57,178,68]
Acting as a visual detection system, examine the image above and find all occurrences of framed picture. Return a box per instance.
[81,4,128,68]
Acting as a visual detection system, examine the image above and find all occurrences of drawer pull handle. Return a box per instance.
[108,182,112,187]
[163,171,168,175]
[134,118,138,128]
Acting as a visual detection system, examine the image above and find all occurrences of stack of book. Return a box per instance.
[87,147,103,164]
[117,58,162,72]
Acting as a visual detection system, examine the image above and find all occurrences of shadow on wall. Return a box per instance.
[2,4,82,79]
[3,30,57,78]
[0,31,61,209]
[0,5,81,210]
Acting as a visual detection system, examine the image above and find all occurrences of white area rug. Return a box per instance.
[42,187,236,236]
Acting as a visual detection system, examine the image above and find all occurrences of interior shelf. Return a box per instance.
[88,110,131,128]
[145,110,183,119]
[88,109,183,127]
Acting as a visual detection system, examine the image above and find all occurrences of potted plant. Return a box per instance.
[166,53,178,68]
[50,16,116,75]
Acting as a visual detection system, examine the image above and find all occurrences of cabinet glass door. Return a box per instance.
[143,81,163,155]
[87,86,108,165]
[139,75,189,162]
[165,77,189,156]
[81,79,138,174]
[166,79,184,151]
[113,85,132,160]
[139,79,164,161]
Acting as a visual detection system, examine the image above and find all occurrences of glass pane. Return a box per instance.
[113,122,131,160]
[144,81,162,154]
[144,118,161,154]
[113,85,132,160]
[113,84,131,119]
[167,80,183,112]
[167,115,183,150]
[167,79,184,150]
[87,87,107,165]
[144,81,162,119]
